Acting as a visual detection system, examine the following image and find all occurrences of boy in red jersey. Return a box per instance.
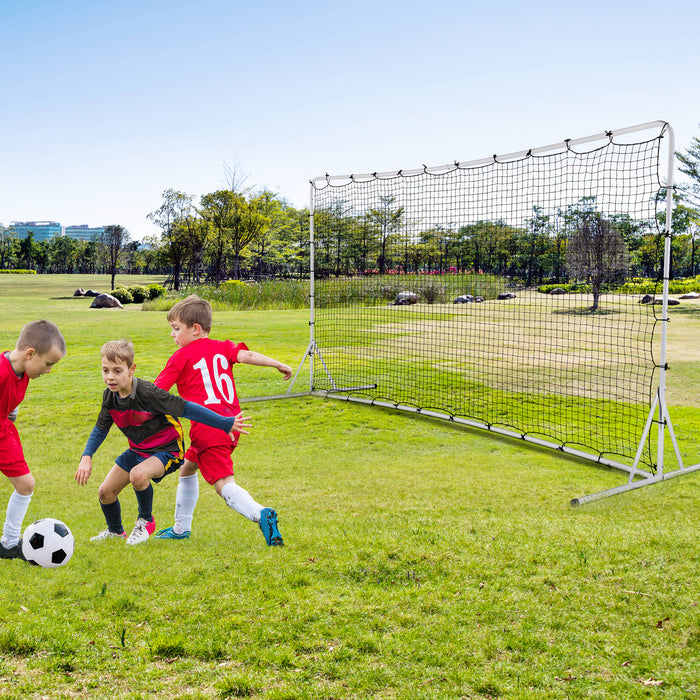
[1,320,66,559]
[154,295,292,546]
[76,339,251,545]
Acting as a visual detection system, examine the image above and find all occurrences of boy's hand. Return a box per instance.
[75,456,93,486]
[229,411,252,437]
[277,363,293,380]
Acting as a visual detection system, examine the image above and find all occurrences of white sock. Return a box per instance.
[221,480,263,523]
[174,474,199,535]
[2,491,32,548]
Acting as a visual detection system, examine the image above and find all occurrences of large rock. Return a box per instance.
[454,294,474,304]
[393,291,418,305]
[90,293,124,309]
[497,292,517,300]
[679,292,700,299]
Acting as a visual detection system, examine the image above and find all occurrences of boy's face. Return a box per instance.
[23,345,64,379]
[101,357,135,396]
[169,319,202,349]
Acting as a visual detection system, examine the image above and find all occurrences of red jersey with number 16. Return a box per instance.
[155,338,248,449]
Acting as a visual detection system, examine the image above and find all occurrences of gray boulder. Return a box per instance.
[393,291,418,305]
[90,293,124,309]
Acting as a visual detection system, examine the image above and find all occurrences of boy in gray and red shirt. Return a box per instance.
[76,339,250,545]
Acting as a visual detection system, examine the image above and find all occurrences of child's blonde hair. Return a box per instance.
[100,339,135,367]
[167,295,213,332]
[17,320,66,356]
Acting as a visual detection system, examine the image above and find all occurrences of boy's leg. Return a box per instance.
[1,473,35,555]
[126,456,166,545]
[92,465,131,540]
[155,458,199,539]
[216,475,264,522]
[216,475,284,547]
[174,461,199,534]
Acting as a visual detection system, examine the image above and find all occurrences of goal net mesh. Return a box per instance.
[310,125,668,469]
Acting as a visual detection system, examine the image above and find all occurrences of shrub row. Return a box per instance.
[0,269,37,275]
[111,283,167,304]
[538,276,700,296]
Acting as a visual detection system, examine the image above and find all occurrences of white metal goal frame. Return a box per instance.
[245,120,700,505]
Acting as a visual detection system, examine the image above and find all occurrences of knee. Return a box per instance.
[180,461,198,477]
[130,467,149,491]
[15,474,35,496]
[98,482,116,504]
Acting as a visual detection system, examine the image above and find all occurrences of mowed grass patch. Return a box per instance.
[0,275,698,699]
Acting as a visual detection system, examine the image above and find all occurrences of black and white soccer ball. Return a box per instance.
[22,518,74,568]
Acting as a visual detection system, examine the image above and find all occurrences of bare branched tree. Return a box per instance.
[101,224,130,290]
[223,160,251,195]
[566,215,629,311]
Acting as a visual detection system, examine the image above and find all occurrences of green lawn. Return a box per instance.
[0,275,698,699]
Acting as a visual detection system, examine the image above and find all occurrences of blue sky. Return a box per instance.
[1,0,699,240]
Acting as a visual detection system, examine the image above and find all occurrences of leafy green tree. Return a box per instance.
[148,189,194,290]
[18,231,40,270]
[676,127,700,210]
[248,192,300,278]
[48,236,80,273]
[77,239,100,274]
[200,189,243,282]
[367,195,404,275]
[0,228,18,269]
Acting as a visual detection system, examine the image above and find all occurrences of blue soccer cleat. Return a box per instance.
[154,526,191,540]
[259,508,283,546]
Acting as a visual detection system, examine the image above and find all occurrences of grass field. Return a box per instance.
[0,274,699,699]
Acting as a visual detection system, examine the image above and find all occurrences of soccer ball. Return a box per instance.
[22,518,74,568]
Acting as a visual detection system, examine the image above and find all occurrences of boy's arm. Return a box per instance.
[236,349,293,380]
[75,425,110,486]
[181,401,251,437]
[154,362,177,391]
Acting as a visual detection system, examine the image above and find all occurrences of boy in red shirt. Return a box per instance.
[1,320,66,559]
[154,295,292,545]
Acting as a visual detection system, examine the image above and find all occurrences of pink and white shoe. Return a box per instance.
[126,518,156,545]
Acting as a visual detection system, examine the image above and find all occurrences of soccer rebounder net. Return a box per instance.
[275,120,700,504]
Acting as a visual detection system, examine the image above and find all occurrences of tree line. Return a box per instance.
[3,129,700,288]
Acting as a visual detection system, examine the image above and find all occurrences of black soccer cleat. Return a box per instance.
[0,539,25,560]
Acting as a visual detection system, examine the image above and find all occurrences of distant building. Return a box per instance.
[9,221,61,242]
[64,224,104,241]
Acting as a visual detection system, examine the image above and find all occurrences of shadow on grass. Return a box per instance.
[552,306,619,316]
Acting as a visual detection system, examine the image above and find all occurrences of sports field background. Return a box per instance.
[0,275,698,699]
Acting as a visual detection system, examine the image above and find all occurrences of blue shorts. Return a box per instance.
[115,449,183,484]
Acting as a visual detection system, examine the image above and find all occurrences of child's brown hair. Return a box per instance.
[166,295,213,332]
[100,339,135,367]
[17,320,66,356]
